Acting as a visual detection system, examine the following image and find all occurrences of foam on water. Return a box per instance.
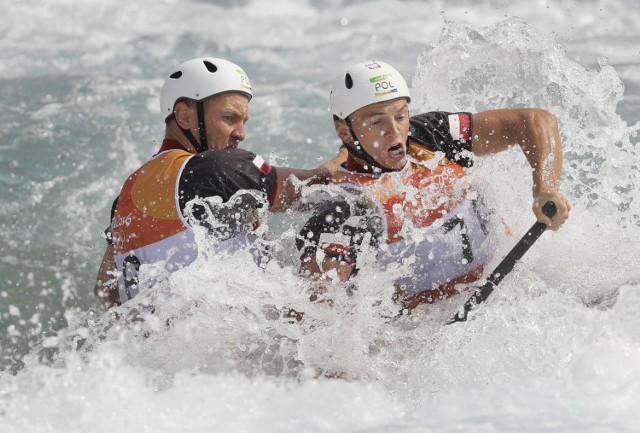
[2,0,640,431]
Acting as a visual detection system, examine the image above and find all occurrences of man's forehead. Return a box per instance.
[355,98,409,117]
[207,92,250,111]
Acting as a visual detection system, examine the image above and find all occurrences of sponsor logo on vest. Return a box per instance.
[112,212,133,229]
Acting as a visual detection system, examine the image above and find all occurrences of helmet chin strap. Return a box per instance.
[344,116,391,173]
[180,101,209,153]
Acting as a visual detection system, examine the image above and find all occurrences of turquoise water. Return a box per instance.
[1,0,640,431]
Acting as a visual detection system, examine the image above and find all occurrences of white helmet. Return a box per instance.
[160,57,253,120]
[330,60,411,119]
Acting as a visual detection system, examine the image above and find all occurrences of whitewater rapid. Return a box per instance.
[1,1,640,432]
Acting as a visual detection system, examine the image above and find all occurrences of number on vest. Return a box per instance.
[443,216,474,264]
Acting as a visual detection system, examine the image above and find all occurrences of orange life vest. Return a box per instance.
[334,141,470,242]
[111,149,195,302]
[333,140,500,304]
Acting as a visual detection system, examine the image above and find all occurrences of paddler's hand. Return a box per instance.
[532,191,571,231]
[320,146,348,176]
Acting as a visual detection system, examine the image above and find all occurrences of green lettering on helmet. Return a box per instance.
[369,74,392,83]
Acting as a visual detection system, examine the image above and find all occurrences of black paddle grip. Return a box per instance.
[542,201,558,219]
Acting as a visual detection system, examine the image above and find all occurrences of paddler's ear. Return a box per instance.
[174,100,194,130]
[334,117,352,144]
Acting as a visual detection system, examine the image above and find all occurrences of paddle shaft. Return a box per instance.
[447,201,558,324]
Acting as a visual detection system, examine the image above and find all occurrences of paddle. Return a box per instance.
[446,201,558,324]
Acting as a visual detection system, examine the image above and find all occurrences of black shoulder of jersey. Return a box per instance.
[409,112,474,168]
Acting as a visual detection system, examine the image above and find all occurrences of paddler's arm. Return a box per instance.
[300,253,354,303]
[300,253,354,283]
[269,147,348,212]
[94,245,121,308]
[471,108,571,230]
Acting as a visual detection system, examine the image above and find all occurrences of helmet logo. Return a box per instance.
[236,69,252,91]
[364,62,382,69]
[369,74,398,97]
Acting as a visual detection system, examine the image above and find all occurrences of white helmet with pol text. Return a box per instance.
[160,57,253,121]
[330,60,411,119]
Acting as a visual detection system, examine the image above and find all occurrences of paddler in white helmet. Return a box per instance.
[94,57,346,309]
[297,60,571,310]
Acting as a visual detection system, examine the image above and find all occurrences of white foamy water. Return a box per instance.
[1,0,640,431]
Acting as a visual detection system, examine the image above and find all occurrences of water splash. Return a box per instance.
[413,17,639,219]
[3,10,640,433]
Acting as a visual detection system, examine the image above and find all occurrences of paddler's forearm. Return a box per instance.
[269,148,347,212]
[473,108,563,195]
[516,110,564,197]
[270,166,332,212]
[522,127,571,230]
[94,245,121,308]
[473,108,570,229]
[509,110,572,229]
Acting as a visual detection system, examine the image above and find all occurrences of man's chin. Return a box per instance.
[381,156,407,171]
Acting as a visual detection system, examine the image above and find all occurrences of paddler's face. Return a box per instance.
[344,98,410,170]
[179,92,250,151]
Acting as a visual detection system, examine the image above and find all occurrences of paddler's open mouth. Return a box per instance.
[388,143,405,158]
